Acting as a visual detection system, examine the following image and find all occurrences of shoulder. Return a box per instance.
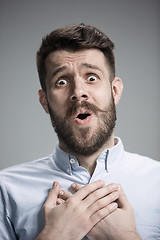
[0,154,54,183]
[125,150,160,165]
[124,151,160,176]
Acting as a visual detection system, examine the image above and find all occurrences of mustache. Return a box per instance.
[66,100,106,118]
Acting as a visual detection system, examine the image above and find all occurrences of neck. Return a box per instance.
[59,133,115,176]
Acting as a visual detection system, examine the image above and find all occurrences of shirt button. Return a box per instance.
[67,167,70,173]
[70,158,75,164]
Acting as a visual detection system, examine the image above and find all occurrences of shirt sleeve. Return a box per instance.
[0,177,17,240]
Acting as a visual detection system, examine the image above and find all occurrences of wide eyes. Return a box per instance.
[56,79,68,86]
[87,75,97,82]
[55,74,98,87]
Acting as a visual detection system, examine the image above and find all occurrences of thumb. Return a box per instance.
[44,181,60,209]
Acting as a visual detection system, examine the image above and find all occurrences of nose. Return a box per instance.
[70,80,89,102]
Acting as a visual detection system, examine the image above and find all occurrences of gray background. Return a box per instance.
[0,0,160,170]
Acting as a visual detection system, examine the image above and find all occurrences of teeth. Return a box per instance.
[77,113,90,120]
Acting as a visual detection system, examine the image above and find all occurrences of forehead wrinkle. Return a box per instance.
[47,49,109,81]
[48,55,84,79]
[50,62,104,82]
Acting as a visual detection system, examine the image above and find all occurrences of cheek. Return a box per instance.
[93,88,111,108]
[47,92,68,117]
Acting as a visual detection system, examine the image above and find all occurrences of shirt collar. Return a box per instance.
[53,137,124,174]
[53,146,73,175]
[106,137,125,171]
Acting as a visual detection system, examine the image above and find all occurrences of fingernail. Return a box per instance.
[71,183,76,189]
[57,198,63,205]
[53,181,58,187]
[112,202,118,208]
[112,184,118,190]
[59,190,64,196]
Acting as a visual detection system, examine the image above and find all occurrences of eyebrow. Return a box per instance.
[51,66,68,79]
[80,63,102,72]
[50,62,102,80]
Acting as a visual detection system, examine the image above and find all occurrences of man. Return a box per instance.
[0,23,159,240]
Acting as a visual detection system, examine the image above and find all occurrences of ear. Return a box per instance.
[38,89,49,114]
[112,77,123,105]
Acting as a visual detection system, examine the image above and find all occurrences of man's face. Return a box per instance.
[40,48,122,155]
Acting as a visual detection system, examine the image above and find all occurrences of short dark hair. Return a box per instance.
[36,23,115,92]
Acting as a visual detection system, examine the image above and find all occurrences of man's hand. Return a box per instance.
[36,180,119,240]
[60,183,142,240]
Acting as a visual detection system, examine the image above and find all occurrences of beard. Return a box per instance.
[48,95,117,156]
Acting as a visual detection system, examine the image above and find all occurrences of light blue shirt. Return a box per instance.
[0,138,160,240]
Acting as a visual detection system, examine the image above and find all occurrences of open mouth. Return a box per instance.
[73,108,92,124]
[76,113,91,120]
